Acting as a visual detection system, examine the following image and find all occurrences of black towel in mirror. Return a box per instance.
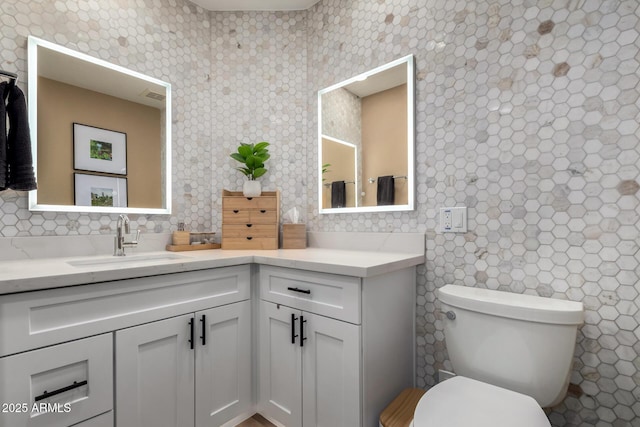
[331,181,346,208]
[0,82,7,190]
[377,175,395,206]
[5,84,37,191]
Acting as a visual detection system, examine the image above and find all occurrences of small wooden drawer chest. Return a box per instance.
[221,189,279,250]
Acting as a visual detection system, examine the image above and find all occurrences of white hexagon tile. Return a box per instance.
[1,0,640,425]
[307,1,640,426]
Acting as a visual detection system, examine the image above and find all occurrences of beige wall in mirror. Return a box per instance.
[37,77,162,208]
[361,84,408,207]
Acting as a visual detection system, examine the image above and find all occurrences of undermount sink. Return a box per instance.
[67,253,188,267]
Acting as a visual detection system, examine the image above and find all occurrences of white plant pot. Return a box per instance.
[243,180,262,197]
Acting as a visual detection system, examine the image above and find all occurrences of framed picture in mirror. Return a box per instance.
[74,173,128,208]
[73,123,127,175]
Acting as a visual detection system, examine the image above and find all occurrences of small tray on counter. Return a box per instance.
[166,243,221,252]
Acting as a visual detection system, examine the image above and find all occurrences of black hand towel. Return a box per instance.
[0,82,7,190]
[331,180,346,208]
[6,84,37,191]
[377,175,395,206]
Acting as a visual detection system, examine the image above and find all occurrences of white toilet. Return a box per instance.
[412,284,584,427]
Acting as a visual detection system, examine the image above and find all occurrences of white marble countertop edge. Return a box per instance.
[0,248,425,295]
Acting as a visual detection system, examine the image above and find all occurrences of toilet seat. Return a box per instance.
[413,376,551,427]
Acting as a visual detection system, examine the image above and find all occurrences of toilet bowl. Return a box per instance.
[413,376,550,427]
[412,285,583,427]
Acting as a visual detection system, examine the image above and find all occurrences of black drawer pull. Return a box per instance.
[260,209,266,213]
[246,236,253,240]
[35,380,88,402]
[246,224,253,228]
[287,286,311,295]
[246,197,253,201]
[233,210,239,214]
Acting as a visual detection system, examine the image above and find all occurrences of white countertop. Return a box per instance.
[0,248,425,295]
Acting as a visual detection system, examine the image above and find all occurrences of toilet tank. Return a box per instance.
[438,285,584,408]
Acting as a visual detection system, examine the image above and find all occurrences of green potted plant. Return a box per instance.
[230,141,270,197]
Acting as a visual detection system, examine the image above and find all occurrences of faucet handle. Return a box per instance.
[132,229,141,244]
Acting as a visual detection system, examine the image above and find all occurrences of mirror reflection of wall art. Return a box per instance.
[73,123,127,175]
[74,173,128,207]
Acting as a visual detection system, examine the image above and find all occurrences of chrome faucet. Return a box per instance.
[114,214,140,256]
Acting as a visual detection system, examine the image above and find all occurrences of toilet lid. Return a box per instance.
[413,376,551,427]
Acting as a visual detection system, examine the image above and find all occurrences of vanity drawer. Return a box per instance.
[0,266,250,356]
[222,237,278,250]
[0,334,113,427]
[259,266,361,324]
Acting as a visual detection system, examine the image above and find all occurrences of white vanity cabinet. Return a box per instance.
[116,300,252,427]
[0,265,252,427]
[257,265,415,427]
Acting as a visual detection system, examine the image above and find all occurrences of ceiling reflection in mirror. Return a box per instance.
[27,36,172,214]
[318,55,414,213]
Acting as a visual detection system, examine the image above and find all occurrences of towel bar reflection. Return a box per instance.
[323,181,355,188]
[368,176,407,184]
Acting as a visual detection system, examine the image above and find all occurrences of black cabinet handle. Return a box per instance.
[233,210,239,214]
[291,313,298,344]
[35,380,88,402]
[300,316,307,347]
[246,224,253,228]
[287,287,311,295]
[200,314,207,346]
[246,197,253,201]
[260,209,266,213]
[246,236,253,240]
[188,318,194,350]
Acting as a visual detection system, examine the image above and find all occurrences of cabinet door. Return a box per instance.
[258,301,302,427]
[302,312,361,427]
[195,300,252,427]
[116,314,195,427]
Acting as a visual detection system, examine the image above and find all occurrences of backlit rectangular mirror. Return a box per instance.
[28,36,172,214]
[318,55,414,214]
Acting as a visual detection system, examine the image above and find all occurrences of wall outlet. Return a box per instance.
[442,209,452,230]
[440,206,467,233]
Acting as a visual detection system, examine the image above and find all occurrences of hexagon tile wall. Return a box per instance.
[308,1,640,426]
[2,0,640,426]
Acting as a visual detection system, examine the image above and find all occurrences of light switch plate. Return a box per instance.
[440,207,467,233]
